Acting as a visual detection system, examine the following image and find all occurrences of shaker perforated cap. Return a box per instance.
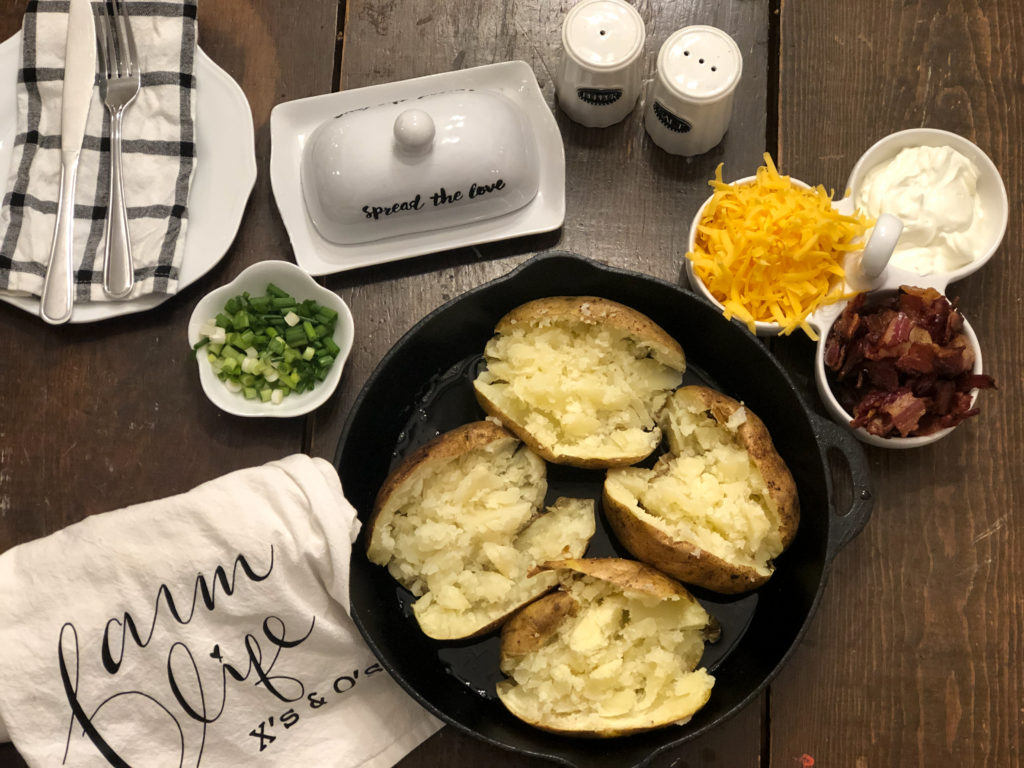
[562,0,645,71]
[658,25,742,103]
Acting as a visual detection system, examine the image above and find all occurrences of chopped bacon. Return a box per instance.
[823,285,996,438]
[896,342,936,374]
[880,311,913,347]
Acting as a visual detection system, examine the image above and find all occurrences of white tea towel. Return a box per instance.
[0,0,198,302]
[0,454,442,767]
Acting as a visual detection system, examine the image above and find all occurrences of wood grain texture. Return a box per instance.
[3,0,1018,765]
[772,1,1024,767]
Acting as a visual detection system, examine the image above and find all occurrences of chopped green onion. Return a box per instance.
[193,282,342,405]
[249,296,272,313]
[284,326,307,347]
[322,336,341,357]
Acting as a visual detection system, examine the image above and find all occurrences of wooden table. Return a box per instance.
[1,1,1020,765]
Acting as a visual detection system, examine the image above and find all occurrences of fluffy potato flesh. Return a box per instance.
[368,431,595,639]
[474,302,685,466]
[606,390,786,578]
[497,564,715,736]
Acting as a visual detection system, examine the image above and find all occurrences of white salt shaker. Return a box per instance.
[555,0,646,128]
[644,25,743,155]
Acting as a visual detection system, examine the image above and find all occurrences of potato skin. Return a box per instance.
[603,495,767,593]
[500,558,694,663]
[367,420,514,548]
[497,558,714,738]
[604,386,799,594]
[474,296,685,469]
[493,296,686,369]
[685,386,799,549]
[541,557,696,600]
[473,393,657,469]
[500,589,577,659]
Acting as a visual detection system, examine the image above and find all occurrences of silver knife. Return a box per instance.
[40,0,97,325]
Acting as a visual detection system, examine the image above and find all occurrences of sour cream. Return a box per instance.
[855,145,987,275]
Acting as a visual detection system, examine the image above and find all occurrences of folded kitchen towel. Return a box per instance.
[0,454,442,767]
[0,0,198,302]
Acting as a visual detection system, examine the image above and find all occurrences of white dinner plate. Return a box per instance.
[0,32,257,323]
[269,60,565,276]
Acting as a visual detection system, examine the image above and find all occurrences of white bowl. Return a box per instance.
[845,127,1008,284]
[685,174,835,337]
[187,260,354,418]
[812,291,986,449]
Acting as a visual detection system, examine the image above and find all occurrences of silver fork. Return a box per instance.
[95,0,140,299]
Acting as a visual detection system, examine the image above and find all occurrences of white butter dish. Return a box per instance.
[270,61,566,275]
[302,89,540,244]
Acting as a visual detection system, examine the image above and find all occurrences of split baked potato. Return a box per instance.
[367,420,596,640]
[496,558,718,737]
[473,296,686,469]
[604,386,799,593]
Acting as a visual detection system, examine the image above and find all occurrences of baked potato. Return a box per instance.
[496,558,718,737]
[604,386,799,593]
[367,420,596,640]
[473,296,687,469]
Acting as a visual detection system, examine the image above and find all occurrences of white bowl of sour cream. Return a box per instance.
[845,127,1008,284]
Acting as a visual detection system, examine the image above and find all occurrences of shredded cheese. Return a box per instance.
[686,153,872,339]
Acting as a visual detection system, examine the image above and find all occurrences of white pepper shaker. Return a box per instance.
[555,0,646,128]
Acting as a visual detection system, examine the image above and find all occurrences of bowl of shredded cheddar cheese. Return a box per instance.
[685,154,874,340]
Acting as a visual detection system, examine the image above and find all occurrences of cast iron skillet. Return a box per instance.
[335,252,873,768]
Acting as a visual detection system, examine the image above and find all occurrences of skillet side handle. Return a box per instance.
[812,413,875,561]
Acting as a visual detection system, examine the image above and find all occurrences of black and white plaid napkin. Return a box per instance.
[0,0,198,303]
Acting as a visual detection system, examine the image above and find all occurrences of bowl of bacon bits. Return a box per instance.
[815,286,996,448]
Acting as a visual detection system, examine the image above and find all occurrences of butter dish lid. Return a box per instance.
[301,88,541,245]
[269,60,565,275]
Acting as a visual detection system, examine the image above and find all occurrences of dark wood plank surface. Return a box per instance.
[1,0,1020,766]
[769,3,1024,767]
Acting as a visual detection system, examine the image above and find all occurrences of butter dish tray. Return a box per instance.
[269,60,566,275]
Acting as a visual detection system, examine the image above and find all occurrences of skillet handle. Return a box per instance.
[811,412,875,561]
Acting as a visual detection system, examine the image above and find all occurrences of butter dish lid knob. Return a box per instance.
[394,109,436,153]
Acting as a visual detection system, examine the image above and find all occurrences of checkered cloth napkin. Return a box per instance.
[0,0,198,303]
